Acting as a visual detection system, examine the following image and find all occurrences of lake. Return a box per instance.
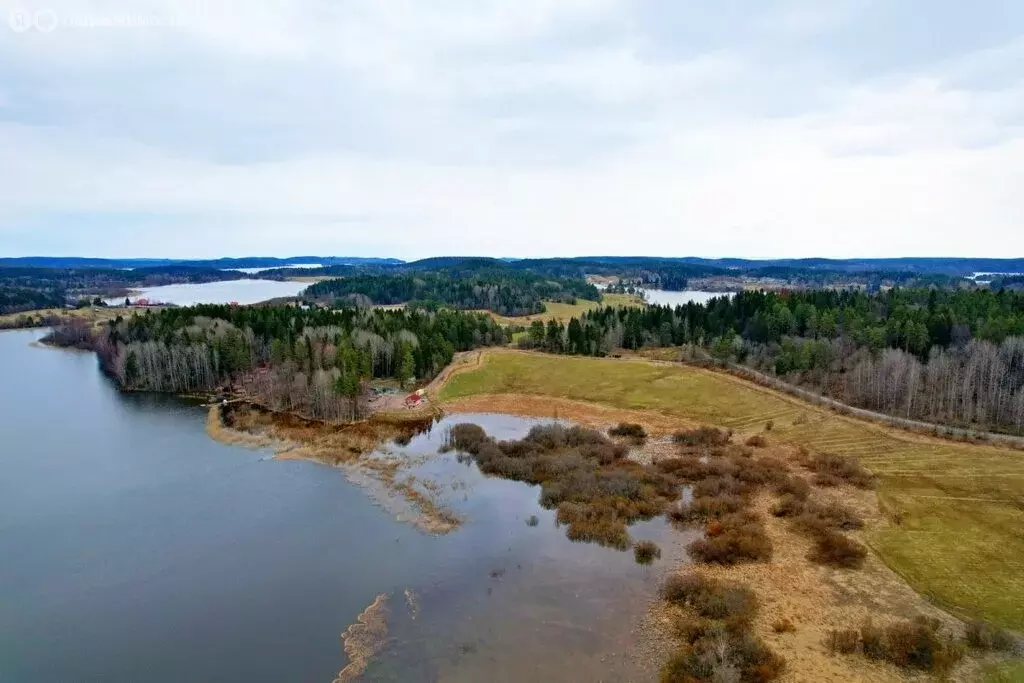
[639,289,733,307]
[0,329,679,682]
[106,279,309,306]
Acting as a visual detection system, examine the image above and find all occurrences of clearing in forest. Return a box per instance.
[484,293,643,326]
[439,349,1024,631]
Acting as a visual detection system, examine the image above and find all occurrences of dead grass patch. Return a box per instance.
[334,593,389,683]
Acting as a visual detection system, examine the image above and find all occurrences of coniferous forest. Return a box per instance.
[303,270,600,315]
[518,288,1024,433]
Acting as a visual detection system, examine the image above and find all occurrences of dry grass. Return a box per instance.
[439,348,1024,630]
[334,593,389,683]
[0,306,129,330]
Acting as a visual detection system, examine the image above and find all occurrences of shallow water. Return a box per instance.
[104,278,308,306]
[0,330,682,683]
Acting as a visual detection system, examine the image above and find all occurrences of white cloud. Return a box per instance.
[0,0,1022,258]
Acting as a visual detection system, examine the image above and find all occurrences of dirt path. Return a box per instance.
[422,349,484,400]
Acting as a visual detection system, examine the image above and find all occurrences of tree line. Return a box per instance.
[517,288,1024,433]
[303,270,600,316]
[72,304,508,421]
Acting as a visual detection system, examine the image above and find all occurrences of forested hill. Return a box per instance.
[520,288,1024,433]
[303,271,600,315]
[55,304,508,422]
[0,266,259,315]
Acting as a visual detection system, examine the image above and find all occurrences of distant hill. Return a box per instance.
[2,255,1021,278]
[0,256,405,269]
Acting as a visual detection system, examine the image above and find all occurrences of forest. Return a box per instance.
[518,288,1024,433]
[303,270,599,315]
[53,304,508,421]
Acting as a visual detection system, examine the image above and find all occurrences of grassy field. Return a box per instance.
[0,306,128,330]
[486,293,643,326]
[440,349,1024,630]
[983,661,1024,682]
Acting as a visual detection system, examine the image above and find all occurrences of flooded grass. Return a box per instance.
[333,594,390,683]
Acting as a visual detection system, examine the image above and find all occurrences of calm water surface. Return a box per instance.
[105,279,308,306]
[639,289,733,307]
[0,330,678,683]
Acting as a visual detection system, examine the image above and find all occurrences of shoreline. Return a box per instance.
[204,402,461,535]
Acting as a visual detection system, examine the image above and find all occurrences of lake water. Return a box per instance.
[0,329,680,683]
[106,279,309,306]
[640,289,733,307]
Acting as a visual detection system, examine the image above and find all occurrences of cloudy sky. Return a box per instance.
[1,1,1022,259]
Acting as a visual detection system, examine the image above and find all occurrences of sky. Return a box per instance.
[0,0,1022,260]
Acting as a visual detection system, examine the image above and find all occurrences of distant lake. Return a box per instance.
[106,279,308,306]
[640,289,733,307]
[0,330,678,682]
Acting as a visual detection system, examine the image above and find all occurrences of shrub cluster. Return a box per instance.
[673,426,732,449]
[609,422,648,443]
[804,453,874,489]
[826,617,964,675]
[745,434,768,448]
[447,422,675,548]
[660,574,784,682]
[964,620,1018,652]
[686,512,773,565]
[772,496,867,569]
[634,539,662,564]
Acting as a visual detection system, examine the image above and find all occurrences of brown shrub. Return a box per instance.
[807,530,867,569]
[774,476,811,500]
[826,629,860,654]
[557,502,631,549]
[964,619,1017,651]
[687,522,773,565]
[805,501,864,531]
[732,457,791,487]
[771,494,805,518]
[807,453,874,489]
[672,614,712,644]
[735,634,786,682]
[673,426,731,448]
[745,434,768,448]
[693,475,748,499]
[772,618,796,633]
[860,620,886,659]
[609,422,648,442]
[634,540,662,564]
[656,455,711,482]
[789,501,864,536]
[660,573,708,604]
[878,617,964,674]
[578,441,628,464]
[447,423,489,453]
[812,472,843,487]
[660,574,757,623]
